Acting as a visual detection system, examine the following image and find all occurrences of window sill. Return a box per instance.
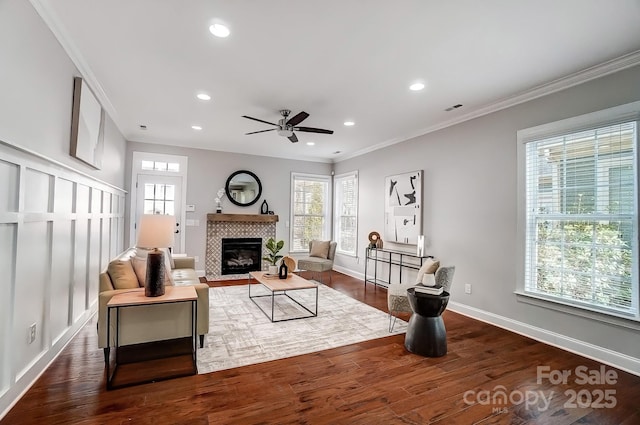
[514,291,640,331]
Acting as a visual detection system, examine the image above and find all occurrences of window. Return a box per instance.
[519,102,639,319]
[143,183,175,215]
[334,171,358,256]
[141,160,180,172]
[290,173,331,252]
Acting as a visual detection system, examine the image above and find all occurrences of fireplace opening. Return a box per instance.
[221,237,262,275]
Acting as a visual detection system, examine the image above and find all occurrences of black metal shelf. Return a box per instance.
[364,247,433,290]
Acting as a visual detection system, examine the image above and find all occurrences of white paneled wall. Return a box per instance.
[0,141,125,411]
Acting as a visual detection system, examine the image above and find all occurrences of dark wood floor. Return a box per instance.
[3,272,640,424]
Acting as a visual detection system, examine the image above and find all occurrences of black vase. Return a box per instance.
[261,200,269,214]
[279,262,288,279]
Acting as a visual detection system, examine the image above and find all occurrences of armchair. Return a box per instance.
[297,240,337,283]
[387,261,455,332]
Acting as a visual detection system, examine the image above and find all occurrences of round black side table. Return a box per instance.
[404,288,450,357]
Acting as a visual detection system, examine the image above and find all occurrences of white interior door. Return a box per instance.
[135,174,183,252]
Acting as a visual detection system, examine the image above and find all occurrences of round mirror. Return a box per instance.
[225,170,262,207]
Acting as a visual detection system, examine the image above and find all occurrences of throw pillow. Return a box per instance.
[415,258,440,285]
[107,260,139,290]
[309,240,330,259]
[131,255,174,288]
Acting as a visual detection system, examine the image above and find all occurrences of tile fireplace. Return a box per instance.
[205,213,278,281]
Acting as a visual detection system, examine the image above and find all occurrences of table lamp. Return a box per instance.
[136,214,175,297]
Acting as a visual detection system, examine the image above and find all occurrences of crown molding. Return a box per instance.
[29,0,124,137]
[336,50,640,163]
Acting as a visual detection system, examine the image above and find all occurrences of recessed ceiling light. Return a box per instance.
[209,24,230,38]
[344,121,355,126]
[409,82,425,91]
[306,142,315,146]
[191,125,202,130]
[196,93,211,101]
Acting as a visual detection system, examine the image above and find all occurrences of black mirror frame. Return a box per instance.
[225,170,262,207]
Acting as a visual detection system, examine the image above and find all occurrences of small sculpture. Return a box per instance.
[215,188,225,213]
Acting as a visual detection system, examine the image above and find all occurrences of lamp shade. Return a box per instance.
[137,214,175,248]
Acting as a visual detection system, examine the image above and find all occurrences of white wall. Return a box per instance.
[0,0,128,417]
[126,142,332,269]
[334,64,640,374]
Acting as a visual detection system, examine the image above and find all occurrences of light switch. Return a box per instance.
[186,204,196,212]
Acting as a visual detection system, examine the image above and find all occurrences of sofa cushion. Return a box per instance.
[172,268,200,286]
[135,247,173,272]
[309,240,330,259]
[107,260,139,290]
[131,255,174,287]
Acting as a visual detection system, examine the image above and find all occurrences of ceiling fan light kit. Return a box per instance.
[242,109,334,143]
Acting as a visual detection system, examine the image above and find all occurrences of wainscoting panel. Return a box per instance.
[13,220,49,380]
[0,223,17,396]
[0,141,125,417]
[50,220,73,344]
[73,218,88,322]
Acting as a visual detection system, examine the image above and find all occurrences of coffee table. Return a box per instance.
[249,271,318,322]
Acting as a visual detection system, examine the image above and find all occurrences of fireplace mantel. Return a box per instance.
[207,213,279,223]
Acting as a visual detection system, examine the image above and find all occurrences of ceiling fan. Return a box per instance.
[242,109,334,143]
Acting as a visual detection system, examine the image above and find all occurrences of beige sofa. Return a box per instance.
[98,248,209,361]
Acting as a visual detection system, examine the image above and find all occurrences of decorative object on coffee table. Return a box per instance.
[263,237,284,275]
[281,256,296,273]
[136,214,175,297]
[278,261,288,279]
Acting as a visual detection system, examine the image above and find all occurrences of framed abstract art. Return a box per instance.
[70,77,105,169]
[384,170,422,245]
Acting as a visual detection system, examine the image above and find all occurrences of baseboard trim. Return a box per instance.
[448,301,640,377]
[0,306,97,420]
[333,265,363,280]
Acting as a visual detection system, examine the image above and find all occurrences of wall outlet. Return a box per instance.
[194,256,199,263]
[464,284,472,294]
[28,323,36,344]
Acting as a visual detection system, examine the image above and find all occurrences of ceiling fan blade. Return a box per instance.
[286,111,309,127]
[288,133,299,143]
[294,126,334,134]
[242,115,278,126]
[245,129,276,135]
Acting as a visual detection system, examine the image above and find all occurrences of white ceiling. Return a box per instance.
[33,0,640,163]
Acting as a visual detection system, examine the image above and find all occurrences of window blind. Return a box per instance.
[291,173,330,251]
[524,121,637,316]
[334,171,358,255]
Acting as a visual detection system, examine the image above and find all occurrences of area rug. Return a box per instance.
[196,283,407,374]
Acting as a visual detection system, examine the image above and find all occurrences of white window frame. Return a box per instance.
[333,171,358,256]
[289,172,332,253]
[516,101,640,322]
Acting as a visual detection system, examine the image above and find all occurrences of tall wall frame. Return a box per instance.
[0,140,126,416]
